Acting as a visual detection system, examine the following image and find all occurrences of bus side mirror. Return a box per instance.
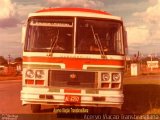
[21,26,26,44]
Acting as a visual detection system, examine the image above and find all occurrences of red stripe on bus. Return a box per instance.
[36,7,111,15]
[23,56,124,69]
[64,89,81,93]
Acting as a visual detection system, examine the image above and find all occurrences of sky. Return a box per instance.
[0,0,160,58]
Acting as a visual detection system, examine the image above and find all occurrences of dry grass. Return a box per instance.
[145,108,160,114]
[122,84,160,115]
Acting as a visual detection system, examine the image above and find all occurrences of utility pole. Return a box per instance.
[150,54,153,71]
[8,54,11,75]
[8,54,11,65]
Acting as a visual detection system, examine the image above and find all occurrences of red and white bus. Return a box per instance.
[21,7,127,113]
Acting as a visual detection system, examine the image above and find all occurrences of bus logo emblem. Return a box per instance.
[70,73,77,79]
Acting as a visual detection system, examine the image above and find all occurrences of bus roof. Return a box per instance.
[36,7,111,16]
[28,7,122,21]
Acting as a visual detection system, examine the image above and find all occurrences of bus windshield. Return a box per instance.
[25,17,124,55]
[25,17,74,53]
[76,18,124,55]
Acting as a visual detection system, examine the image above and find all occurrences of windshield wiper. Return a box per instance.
[48,29,59,56]
[91,25,106,59]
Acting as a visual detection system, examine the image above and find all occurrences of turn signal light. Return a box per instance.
[111,83,120,89]
[101,83,110,88]
[39,95,54,99]
[46,95,54,99]
[39,94,45,99]
[35,80,44,85]
[25,79,34,85]
[93,96,105,101]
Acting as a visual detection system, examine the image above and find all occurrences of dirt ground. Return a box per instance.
[0,75,22,81]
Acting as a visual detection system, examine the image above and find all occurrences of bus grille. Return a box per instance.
[48,70,96,88]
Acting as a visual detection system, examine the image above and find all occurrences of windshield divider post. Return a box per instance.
[73,17,77,54]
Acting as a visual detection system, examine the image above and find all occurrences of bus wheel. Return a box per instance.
[110,108,122,114]
[90,107,111,114]
[31,104,41,113]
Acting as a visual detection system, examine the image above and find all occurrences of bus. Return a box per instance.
[21,7,127,113]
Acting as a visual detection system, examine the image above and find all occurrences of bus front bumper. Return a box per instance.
[21,87,124,109]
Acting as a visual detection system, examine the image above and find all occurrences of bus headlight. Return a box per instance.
[112,73,121,82]
[25,69,34,78]
[101,73,110,81]
[35,70,45,79]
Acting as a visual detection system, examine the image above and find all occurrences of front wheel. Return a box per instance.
[110,108,122,114]
[89,107,122,114]
[89,107,111,114]
[31,104,41,113]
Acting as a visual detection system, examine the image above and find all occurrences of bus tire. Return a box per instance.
[31,104,41,113]
[109,107,122,114]
[89,107,111,114]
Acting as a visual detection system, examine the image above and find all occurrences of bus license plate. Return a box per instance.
[65,95,81,103]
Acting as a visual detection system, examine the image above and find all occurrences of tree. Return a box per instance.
[14,57,22,63]
[0,56,8,65]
